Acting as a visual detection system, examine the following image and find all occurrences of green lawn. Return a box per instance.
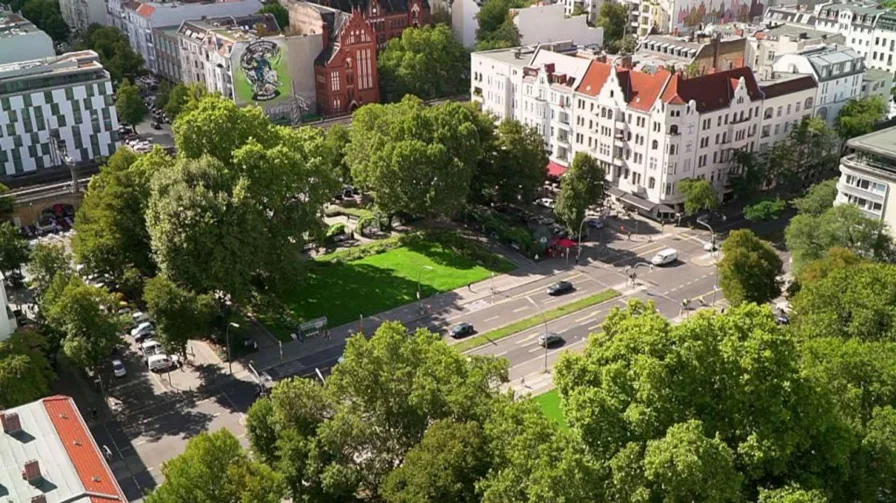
[533,389,568,430]
[263,238,515,339]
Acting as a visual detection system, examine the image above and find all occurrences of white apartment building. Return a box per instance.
[451,0,480,48]
[511,4,603,47]
[0,11,55,65]
[58,0,106,33]
[748,23,845,75]
[473,43,819,218]
[773,45,864,125]
[119,0,263,75]
[756,73,817,151]
[835,126,896,229]
[0,51,119,179]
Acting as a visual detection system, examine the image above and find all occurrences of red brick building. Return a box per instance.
[313,9,380,116]
[314,0,431,49]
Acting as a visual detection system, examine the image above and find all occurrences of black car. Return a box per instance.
[538,332,563,347]
[547,281,573,296]
[151,122,161,130]
[450,323,474,339]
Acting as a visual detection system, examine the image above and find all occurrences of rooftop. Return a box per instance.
[0,51,104,78]
[760,22,837,41]
[864,67,892,81]
[759,72,817,98]
[473,41,582,67]
[0,396,126,503]
[661,66,763,112]
[0,9,42,39]
[847,126,896,162]
[576,61,671,112]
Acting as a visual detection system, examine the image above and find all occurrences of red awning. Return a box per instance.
[555,238,577,248]
[546,161,568,177]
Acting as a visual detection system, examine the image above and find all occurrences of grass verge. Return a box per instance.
[533,389,568,430]
[453,289,620,352]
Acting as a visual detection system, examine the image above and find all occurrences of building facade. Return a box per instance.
[748,23,845,76]
[511,3,603,47]
[473,42,820,217]
[635,34,748,75]
[58,0,106,33]
[312,9,380,116]
[153,26,182,82]
[307,0,430,49]
[772,45,864,125]
[0,51,119,180]
[835,126,896,229]
[0,11,55,65]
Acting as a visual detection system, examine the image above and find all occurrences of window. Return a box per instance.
[651,139,658,150]
[649,157,657,170]
[698,154,706,167]
[648,177,655,189]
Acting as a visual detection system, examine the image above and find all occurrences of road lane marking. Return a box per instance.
[512,306,530,313]
[588,323,603,331]
[494,350,508,357]
[575,310,602,323]
[484,315,499,322]
[528,346,543,353]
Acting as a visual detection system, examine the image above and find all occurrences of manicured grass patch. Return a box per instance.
[453,289,619,352]
[533,389,568,430]
[259,233,516,339]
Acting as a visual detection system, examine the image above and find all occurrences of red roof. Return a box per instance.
[661,67,763,113]
[576,61,671,112]
[547,161,567,177]
[135,3,155,18]
[43,396,127,503]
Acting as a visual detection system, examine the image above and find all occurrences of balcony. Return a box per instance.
[837,180,886,203]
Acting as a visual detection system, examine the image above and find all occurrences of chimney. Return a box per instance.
[514,48,521,59]
[1,411,22,434]
[22,460,42,484]
[544,63,555,74]
[618,54,633,69]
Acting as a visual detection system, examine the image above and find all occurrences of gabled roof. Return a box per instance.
[661,67,762,112]
[310,0,427,15]
[760,74,816,99]
[576,61,671,112]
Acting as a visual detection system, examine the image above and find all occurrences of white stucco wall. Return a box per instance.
[512,4,603,47]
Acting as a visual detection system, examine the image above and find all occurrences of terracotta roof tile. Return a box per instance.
[42,396,127,503]
[135,3,155,18]
[661,67,762,112]
[576,61,671,112]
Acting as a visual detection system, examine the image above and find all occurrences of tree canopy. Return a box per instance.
[677,178,720,215]
[0,330,56,408]
[27,242,71,302]
[597,2,629,51]
[718,229,783,306]
[0,222,30,276]
[379,24,469,102]
[78,25,145,82]
[743,198,786,222]
[470,119,548,205]
[163,83,206,119]
[115,80,148,130]
[792,178,838,217]
[835,96,887,141]
[18,0,69,42]
[554,152,605,231]
[346,97,484,218]
[475,0,525,50]
[143,276,216,357]
[258,3,289,30]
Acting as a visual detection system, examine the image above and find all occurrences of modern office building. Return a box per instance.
[0,396,128,502]
[835,126,896,229]
[0,51,119,180]
[0,10,55,65]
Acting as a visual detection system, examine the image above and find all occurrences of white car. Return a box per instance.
[132,311,150,325]
[147,354,181,373]
[131,321,154,337]
[112,359,127,378]
[650,248,679,266]
[537,198,556,209]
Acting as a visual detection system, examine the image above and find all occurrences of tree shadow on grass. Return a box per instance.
[401,240,494,271]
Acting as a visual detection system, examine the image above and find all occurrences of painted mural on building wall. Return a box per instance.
[233,39,293,105]
[675,0,763,30]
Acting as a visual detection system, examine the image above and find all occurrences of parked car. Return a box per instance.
[547,281,573,296]
[131,321,154,337]
[650,248,679,266]
[147,354,181,373]
[131,312,150,325]
[536,198,556,209]
[112,359,127,378]
[587,218,605,229]
[449,323,475,339]
[134,330,155,344]
[151,121,161,130]
[538,332,563,347]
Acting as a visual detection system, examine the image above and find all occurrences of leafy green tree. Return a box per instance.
[785,203,893,272]
[597,2,628,48]
[863,406,896,496]
[347,97,483,218]
[765,118,840,196]
[0,183,14,219]
[78,25,144,82]
[835,96,887,141]
[471,119,548,205]
[792,178,838,216]
[154,80,172,111]
[21,0,69,42]
[475,0,525,50]
[259,2,289,29]
[793,262,896,342]
[44,276,122,372]
[554,152,605,231]
[149,95,337,300]
[744,198,786,222]
[795,246,862,286]
[143,276,216,357]
[146,429,286,503]
[379,24,469,102]
[115,80,147,132]
[718,229,783,306]
[324,124,351,183]
[730,150,770,201]
[246,397,279,465]
[27,242,71,301]
[382,420,490,503]
[163,83,206,119]
[73,147,167,282]
[0,330,56,408]
[758,485,828,503]
[677,178,720,215]
[0,222,30,276]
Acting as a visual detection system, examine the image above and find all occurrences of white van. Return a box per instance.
[147,354,180,373]
[650,248,679,266]
[141,340,163,358]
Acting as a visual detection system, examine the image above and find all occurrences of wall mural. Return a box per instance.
[675,0,764,29]
[233,39,293,105]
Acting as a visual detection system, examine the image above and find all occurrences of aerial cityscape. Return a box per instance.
[0,0,895,500]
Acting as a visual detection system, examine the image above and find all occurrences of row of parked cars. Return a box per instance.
[113,311,182,376]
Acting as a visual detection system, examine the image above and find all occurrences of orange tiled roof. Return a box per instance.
[661,67,763,112]
[136,3,156,18]
[42,396,127,503]
[576,61,671,112]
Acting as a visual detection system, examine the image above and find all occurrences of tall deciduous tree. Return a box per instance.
[758,485,828,503]
[21,0,69,42]
[677,178,720,215]
[475,0,525,49]
[143,276,215,357]
[258,3,289,29]
[718,229,783,306]
[835,96,887,141]
[743,198,786,222]
[785,203,893,272]
[115,80,147,132]
[347,97,483,218]
[471,119,548,205]
[792,178,838,217]
[0,222,30,276]
[0,330,56,408]
[379,24,469,102]
[324,124,351,183]
[554,152,605,231]
[597,2,629,48]
[73,147,168,282]
[27,242,71,302]
[78,25,145,82]
[146,429,286,503]
[163,83,206,119]
[765,118,840,195]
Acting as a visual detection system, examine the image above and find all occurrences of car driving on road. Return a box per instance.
[547,281,573,296]
[450,323,475,339]
[538,332,563,347]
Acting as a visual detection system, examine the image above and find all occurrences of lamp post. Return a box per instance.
[576,217,588,263]
[526,297,550,372]
[225,322,239,374]
[696,217,716,257]
[696,217,720,305]
[624,262,654,287]
[416,265,433,312]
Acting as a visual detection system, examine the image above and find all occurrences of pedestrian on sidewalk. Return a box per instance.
[520,376,526,388]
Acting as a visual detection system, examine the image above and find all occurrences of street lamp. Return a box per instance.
[624,262,653,287]
[526,297,550,372]
[416,265,433,312]
[696,217,716,257]
[225,322,239,374]
[696,216,720,305]
[576,217,588,263]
